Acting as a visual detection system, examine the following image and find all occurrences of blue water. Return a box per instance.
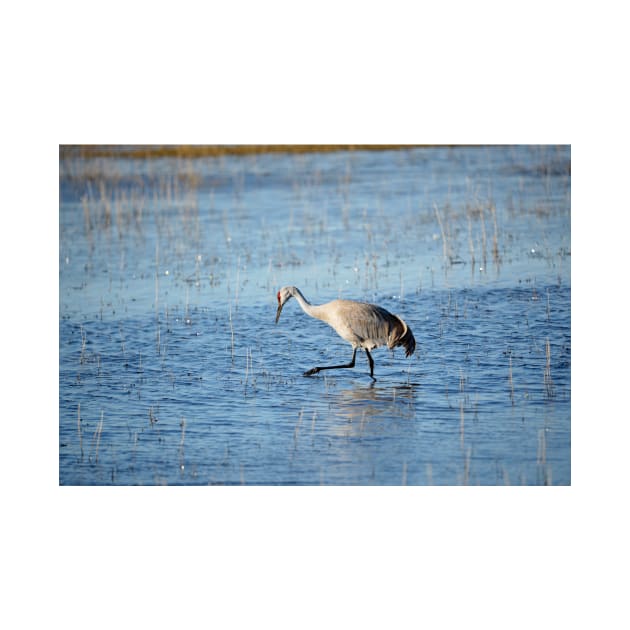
[59,145,570,484]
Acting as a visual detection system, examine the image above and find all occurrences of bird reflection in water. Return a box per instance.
[327,381,418,438]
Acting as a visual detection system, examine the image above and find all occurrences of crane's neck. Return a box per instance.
[291,287,326,321]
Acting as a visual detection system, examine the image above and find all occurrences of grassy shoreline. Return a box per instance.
[60,144,435,160]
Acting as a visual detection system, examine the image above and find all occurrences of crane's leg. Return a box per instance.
[365,349,376,381]
[304,348,357,377]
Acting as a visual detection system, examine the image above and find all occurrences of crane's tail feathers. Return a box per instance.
[388,315,416,357]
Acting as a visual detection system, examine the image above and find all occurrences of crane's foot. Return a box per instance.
[303,367,320,377]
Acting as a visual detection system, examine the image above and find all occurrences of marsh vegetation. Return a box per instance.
[59,145,570,484]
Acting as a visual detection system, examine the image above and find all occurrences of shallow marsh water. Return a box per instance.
[59,146,570,485]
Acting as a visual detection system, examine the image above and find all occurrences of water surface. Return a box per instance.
[59,145,570,484]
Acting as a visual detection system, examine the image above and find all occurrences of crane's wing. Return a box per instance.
[333,301,415,357]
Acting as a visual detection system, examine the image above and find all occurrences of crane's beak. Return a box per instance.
[275,302,283,324]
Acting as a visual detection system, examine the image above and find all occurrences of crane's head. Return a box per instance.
[275,286,294,324]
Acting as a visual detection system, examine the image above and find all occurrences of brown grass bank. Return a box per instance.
[60,144,433,160]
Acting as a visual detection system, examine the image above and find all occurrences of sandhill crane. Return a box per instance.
[275,286,415,380]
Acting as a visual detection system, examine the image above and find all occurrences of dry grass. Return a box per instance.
[433,202,453,264]
[60,144,428,161]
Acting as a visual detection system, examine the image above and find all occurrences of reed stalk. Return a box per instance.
[82,194,92,238]
[546,289,551,322]
[490,203,500,265]
[479,205,488,271]
[79,325,86,364]
[94,411,104,463]
[462,446,471,485]
[179,418,186,472]
[77,403,83,461]
[460,399,465,448]
[433,203,451,265]
[544,339,555,398]
[228,304,235,362]
[294,409,303,450]
[467,211,475,273]
[244,347,251,390]
[508,356,515,405]
[155,240,160,352]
